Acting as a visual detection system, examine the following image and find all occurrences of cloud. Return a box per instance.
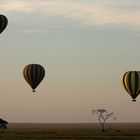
[1,0,140,28]
[18,29,49,34]
[0,0,32,13]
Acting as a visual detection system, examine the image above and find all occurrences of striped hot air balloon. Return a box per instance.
[122,71,140,102]
[0,15,8,34]
[23,64,45,92]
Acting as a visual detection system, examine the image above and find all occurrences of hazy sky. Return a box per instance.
[0,0,140,123]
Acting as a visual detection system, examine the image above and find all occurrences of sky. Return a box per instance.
[0,0,140,123]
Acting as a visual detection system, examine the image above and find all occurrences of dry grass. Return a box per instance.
[0,123,140,140]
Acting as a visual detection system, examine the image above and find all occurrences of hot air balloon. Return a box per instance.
[0,15,8,34]
[122,71,140,102]
[23,64,45,92]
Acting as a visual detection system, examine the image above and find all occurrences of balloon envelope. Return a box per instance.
[0,15,8,34]
[23,64,45,92]
[122,71,140,102]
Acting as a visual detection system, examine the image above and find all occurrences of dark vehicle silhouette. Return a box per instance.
[0,118,8,129]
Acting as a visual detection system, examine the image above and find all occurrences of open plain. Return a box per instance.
[0,123,140,140]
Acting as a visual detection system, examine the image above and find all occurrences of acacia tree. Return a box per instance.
[91,109,116,132]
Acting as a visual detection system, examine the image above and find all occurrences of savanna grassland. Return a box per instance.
[0,123,140,140]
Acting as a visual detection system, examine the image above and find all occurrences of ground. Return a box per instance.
[0,123,140,140]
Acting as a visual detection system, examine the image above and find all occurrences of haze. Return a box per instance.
[0,0,140,123]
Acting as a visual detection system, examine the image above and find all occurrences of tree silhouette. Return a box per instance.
[91,109,116,132]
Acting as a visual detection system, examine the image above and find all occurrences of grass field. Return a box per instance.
[0,123,140,139]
